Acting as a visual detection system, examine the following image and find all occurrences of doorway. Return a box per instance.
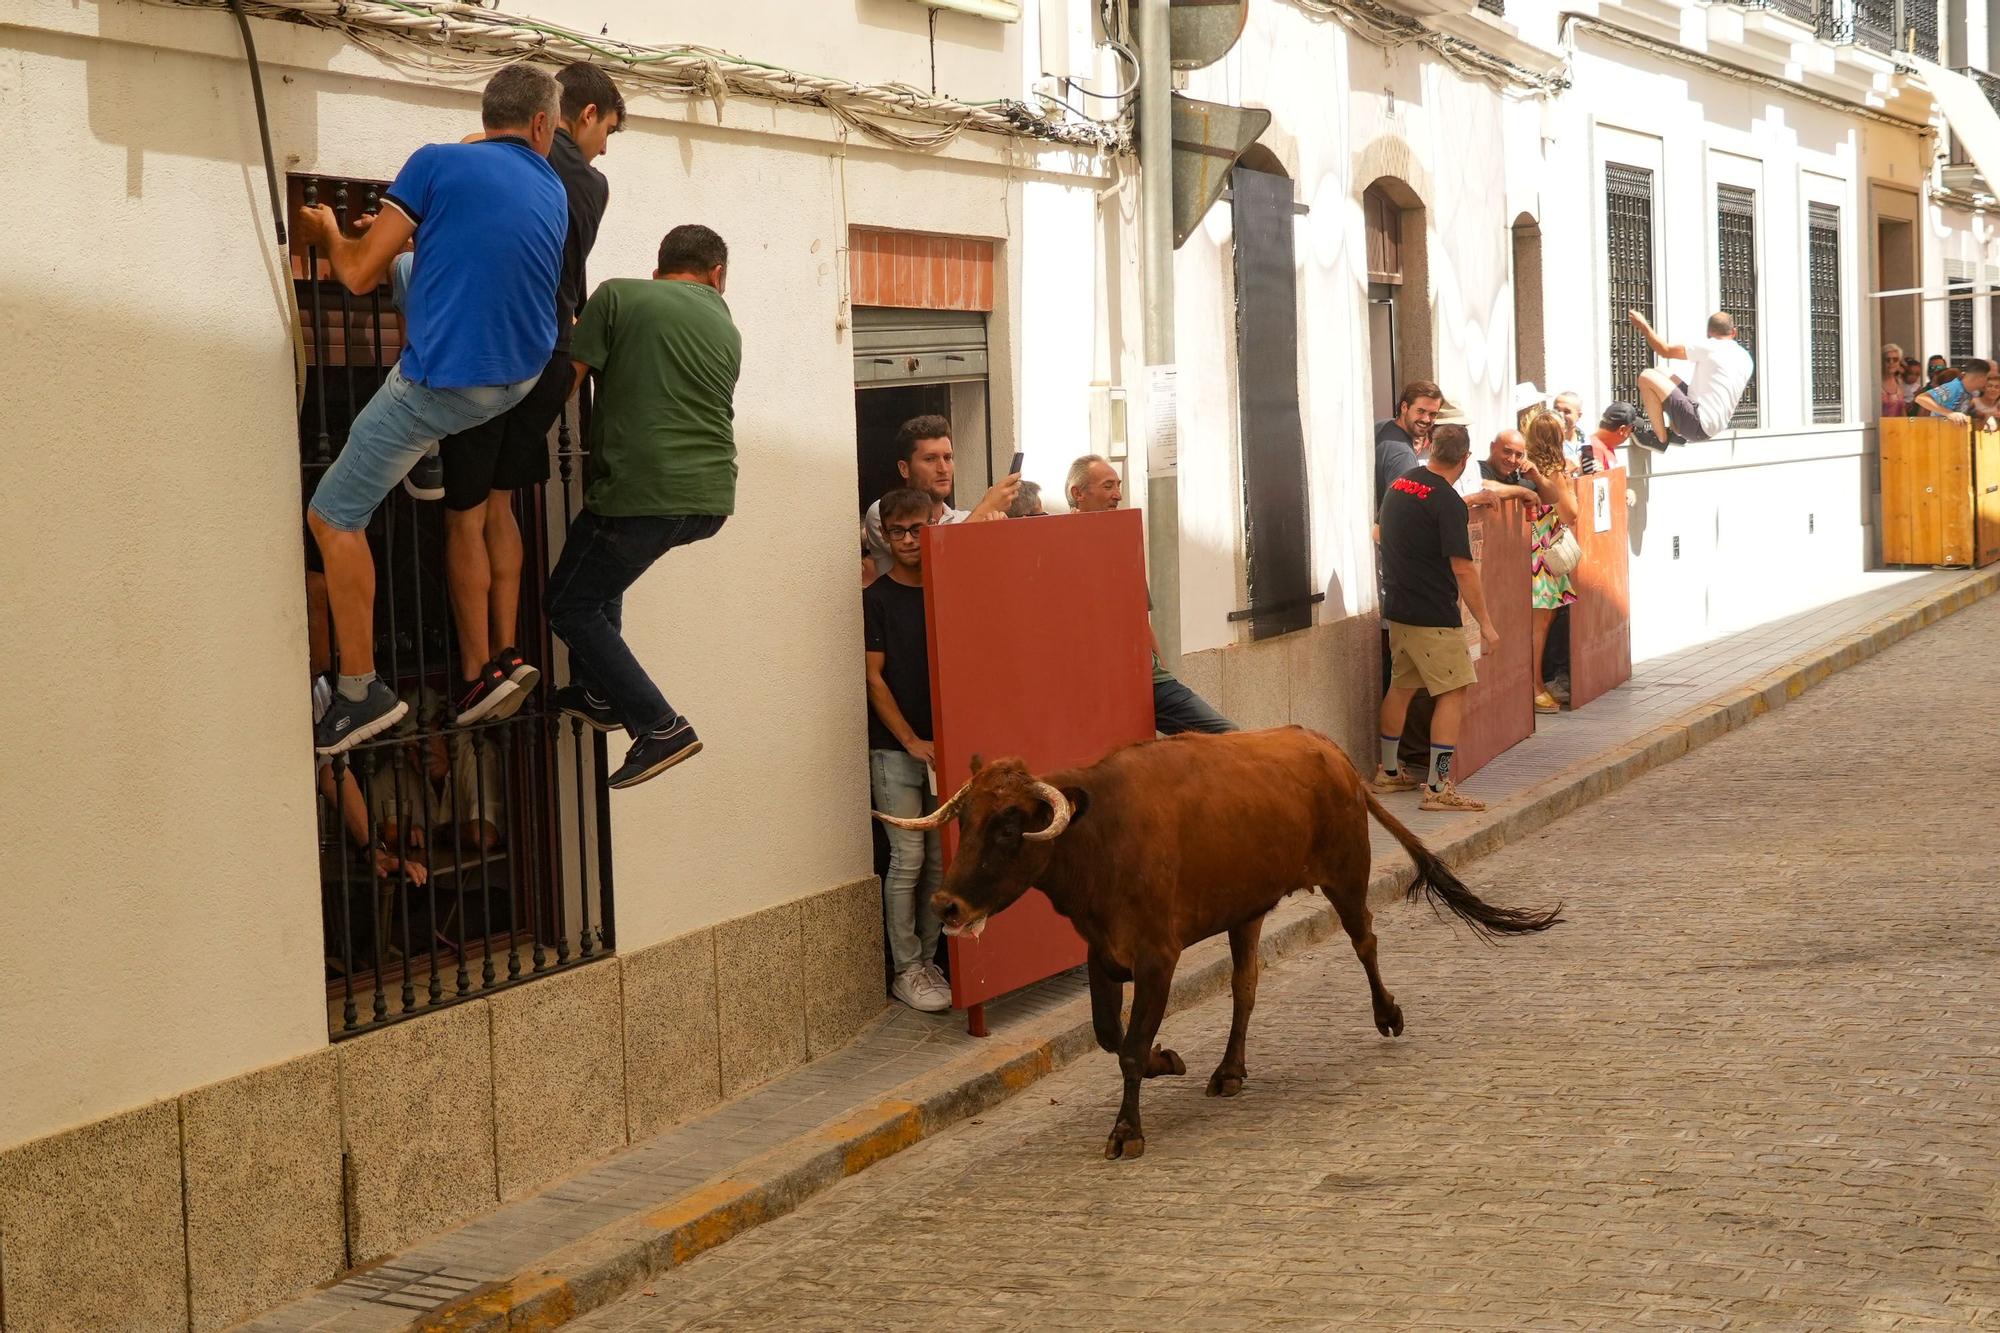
[1876,216,1918,361]
[852,306,992,527]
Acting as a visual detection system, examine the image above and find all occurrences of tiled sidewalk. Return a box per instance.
[243,567,1970,1333]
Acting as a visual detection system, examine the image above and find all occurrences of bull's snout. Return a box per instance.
[932,891,962,928]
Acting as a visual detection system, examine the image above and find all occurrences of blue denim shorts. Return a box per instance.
[309,363,534,532]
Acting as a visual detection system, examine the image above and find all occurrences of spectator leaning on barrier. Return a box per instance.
[295,64,567,756]
[1066,455,1238,736]
[1375,380,1442,501]
[1372,423,1498,813]
[1588,402,1638,474]
[1916,359,1995,427]
[1522,412,1582,716]
[1477,428,1540,506]
[549,224,741,790]
[420,62,626,728]
[863,487,952,1014]
[862,416,1019,577]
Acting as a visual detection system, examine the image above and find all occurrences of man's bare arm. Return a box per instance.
[1627,308,1686,360]
[294,203,414,296]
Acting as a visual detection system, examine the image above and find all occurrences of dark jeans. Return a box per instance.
[547,510,726,737]
[1153,674,1237,735]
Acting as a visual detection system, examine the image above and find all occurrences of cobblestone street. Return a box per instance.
[574,595,2000,1332]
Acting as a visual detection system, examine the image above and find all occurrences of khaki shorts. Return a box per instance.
[1387,621,1478,695]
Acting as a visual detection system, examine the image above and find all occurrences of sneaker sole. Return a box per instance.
[559,704,622,733]
[1419,796,1487,812]
[1534,703,1561,715]
[1372,779,1421,793]
[454,678,521,727]
[608,739,703,790]
[507,663,542,696]
[893,990,952,1013]
[315,699,410,756]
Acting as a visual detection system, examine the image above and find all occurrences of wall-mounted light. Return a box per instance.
[912,0,1023,19]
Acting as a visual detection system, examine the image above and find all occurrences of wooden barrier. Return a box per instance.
[1567,469,1633,710]
[1880,417,2000,568]
[922,508,1155,1036]
[1454,497,1535,780]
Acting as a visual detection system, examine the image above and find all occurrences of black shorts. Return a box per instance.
[440,350,570,510]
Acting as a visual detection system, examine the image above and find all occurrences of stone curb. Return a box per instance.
[409,566,2000,1333]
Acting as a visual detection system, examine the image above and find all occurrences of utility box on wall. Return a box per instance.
[1880,417,2000,568]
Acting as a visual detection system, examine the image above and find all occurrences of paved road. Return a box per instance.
[577,598,2000,1332]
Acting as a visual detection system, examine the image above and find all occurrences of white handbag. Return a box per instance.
[1543,523,1583,578]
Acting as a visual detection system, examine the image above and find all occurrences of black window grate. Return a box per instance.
[1852,0,1897,47]
[1905,0,1938,58]
[1606,162,1656,411]
[1477,0,1504,14]
[1949,267,1976,362]
[292,173,616,1039]
[1717,184,1760,430]
[1771,0,1814,23]
[1808,203,1843,425]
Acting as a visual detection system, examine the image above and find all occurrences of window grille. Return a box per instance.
[1770,0,1814,22]
[1948,263,1975,362]
[1852,0,1897,48]
[1605,162,1657,411]
[1807,203,1843,425]
[1477,0,1504,14]
[292,173,615,1038]
[1716,184,1761,430]
[1905,0,1939,58]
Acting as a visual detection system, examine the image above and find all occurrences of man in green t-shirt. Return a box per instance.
[548,224,741,790]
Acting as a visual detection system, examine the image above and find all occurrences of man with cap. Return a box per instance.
[1588,402,1638,473]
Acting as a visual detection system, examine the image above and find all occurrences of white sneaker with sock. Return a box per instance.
[892,963,951,1013]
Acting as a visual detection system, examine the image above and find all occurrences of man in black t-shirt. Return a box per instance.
[435,63,623,728]
[863,488,952,1014]
[1374,424,1499,813]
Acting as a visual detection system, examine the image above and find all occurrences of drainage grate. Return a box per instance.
[330,1262,483,1312]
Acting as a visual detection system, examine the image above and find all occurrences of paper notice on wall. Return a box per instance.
[1145,364,1178,476]
[1593,475,1613,533]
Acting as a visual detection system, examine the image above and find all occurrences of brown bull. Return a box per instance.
[877,725,1560,1160]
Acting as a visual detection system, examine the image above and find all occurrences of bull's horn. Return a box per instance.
[872,777,972,831]
[1022,781,1072,841]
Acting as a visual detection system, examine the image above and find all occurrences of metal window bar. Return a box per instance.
[1948,263,1976,362]
[1905,0,1938,58]
[1477,0,1504,15]
[1808,203,1843,424]
[1852,0,1896,47]
[292,172,614,1039]
[1605,162,1657,412]
[1716,184,1761,430]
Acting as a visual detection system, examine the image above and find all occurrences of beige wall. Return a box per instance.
[0,0,1117,1148]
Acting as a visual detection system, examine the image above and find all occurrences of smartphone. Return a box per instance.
[1008,451,1025,477]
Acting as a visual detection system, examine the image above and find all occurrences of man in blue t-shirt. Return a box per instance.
[294,64,567,755]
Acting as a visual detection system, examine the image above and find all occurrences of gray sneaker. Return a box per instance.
[314,679,408,756]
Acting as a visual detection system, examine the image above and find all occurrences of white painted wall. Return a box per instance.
[0,0,1113,1148]
[1542,30,1930,660]
[1169,1,1516,652]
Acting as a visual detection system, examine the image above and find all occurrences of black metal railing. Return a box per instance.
[1723,0,1818,26]
[291,173,615,1039]
[1477,0,1504,16]
[1845,0,1935,54]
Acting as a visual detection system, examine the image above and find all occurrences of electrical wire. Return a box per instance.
[148,0,1127,152]
[1288,0,1569,96]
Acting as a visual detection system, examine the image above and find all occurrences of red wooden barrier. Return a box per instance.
[1453,497,1535,780]
[922,508,1156,1036]
[1567,469,1632,709]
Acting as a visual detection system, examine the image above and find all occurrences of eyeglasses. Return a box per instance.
[885,524,926,541]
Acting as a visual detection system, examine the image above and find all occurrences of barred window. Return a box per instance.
[1477,0,1504,13]
[292,173,615,1038]
[1905,0,1938,59]
[1605,162,1657,410]
[1769,0,1813,23]
[1808,203,1843,425]
[1949,263,1975,363]
[1853,0,1896,47]
[1716,184,1761,429]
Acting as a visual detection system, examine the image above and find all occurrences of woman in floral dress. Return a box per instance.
[1524,412,1581,715]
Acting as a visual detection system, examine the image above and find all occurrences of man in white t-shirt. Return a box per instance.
[861,414,1019,580]
[1627,309,1754,450]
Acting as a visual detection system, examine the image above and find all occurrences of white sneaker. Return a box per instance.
[919,961,953,1009]
[892,963,950,1013]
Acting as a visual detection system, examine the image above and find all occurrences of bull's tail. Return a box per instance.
[1362,789,1564,940]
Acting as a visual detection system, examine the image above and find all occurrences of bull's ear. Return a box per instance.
[969,753,984,774]
[1061,786,1091,823]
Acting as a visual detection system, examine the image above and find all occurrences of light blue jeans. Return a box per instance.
[870,749,943,973]
[309,363,533,531]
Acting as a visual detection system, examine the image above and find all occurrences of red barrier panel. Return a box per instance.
[922,508,1156,1035]
[1453,498,1535,780]
[1568,469,1632,709]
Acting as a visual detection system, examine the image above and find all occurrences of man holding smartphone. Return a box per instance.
[861,415,1020,578]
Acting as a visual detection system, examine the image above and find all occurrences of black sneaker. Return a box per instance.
[1629,425,1670,454]
[453,661,521,726]
[498,645,541,697]
[555,684,620,733]
[314,679,409,755]
[403,447,445,501]
[607,718,702,789]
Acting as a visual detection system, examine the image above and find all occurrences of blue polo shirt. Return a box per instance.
[384,137,565,389]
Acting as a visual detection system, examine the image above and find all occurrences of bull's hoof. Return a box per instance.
[1375,1003,1405,1038]
[1104,1122,1146,1160]
[1205,1071,1244,1098]
[1144,1045,1186,1078]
